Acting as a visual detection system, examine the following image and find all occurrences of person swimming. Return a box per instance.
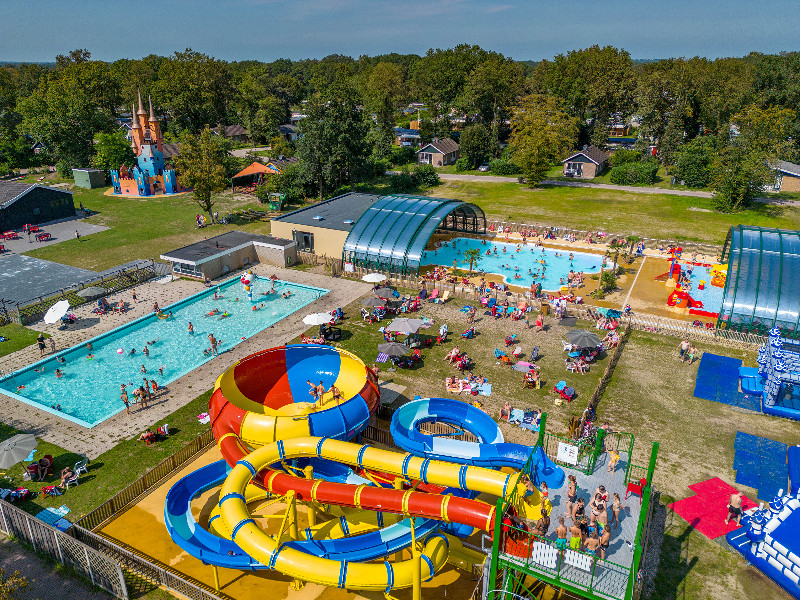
[57,356,66,364]
[55,369,62,378]
[129,348,136,355]
[218,311,230,319]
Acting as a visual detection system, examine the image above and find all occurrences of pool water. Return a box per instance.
[0,276,328,427]
[420,238,606,291]
[687,266,724,314]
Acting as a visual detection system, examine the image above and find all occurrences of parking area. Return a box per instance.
[0,215,108,254]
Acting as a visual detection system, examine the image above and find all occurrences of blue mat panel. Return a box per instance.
[733,450,760,473]
[735,471,760,489]
[761,439,788,459]
[737,394,762,411]
[734,431,760,453]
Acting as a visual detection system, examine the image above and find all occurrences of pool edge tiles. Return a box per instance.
[0,275,329,428]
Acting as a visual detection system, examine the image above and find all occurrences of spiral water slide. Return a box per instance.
[165,345,520,591]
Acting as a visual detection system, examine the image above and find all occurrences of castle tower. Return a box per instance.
[137,89,148,134]
[148,95,163,153]
[130,100,144,151]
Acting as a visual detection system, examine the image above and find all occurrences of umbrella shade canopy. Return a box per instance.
[361,297,386,307]
[386,318,425,334]
[44,300,70,324]
[76,286,106,299]
[566,329,601,348]
[232,161,270,180]
[373,287,394,298]
[302,313,333,326]
[362,273,387,283]
[378,342,411,357]
[0,434,37,469]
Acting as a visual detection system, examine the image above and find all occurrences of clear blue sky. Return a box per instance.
[3,0,798,63]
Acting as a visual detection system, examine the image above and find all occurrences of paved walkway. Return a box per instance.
[0,267,372,457]
[229,146,270,158]
[1,216,108,255]
[0,537,110,600]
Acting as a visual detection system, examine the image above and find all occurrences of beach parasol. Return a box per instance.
[362,273,387,283]
[302,313,333,326]
[44,300,70,324]
[386,318,425,335]
[373,287,394,298]
[378,342,411,357]
[566,329,601,348]
[361,297,386,307]
[76,286,106,299]
[0,434,37,469]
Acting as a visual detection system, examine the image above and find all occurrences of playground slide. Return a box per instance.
[217,437,521,591]
[666,290,704,310]
[727,449,800,599]
[390,398,565,489]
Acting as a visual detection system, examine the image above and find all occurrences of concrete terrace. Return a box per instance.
[0,267,372,457]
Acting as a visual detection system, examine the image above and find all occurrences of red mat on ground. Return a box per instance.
[669,477,758,539]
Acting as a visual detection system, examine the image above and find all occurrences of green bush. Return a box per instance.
[609,148,640,167]
[412,164,440,187]
[609,161,658,185]
[489,159,521,176]
[56,161,73,179]
[389,169,415,192]
[372,159,389,177]
[454,157,470,172]
[391,146,416,166]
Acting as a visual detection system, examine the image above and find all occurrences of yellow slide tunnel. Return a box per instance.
[219,437,522,590]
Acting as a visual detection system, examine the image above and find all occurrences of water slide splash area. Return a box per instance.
[165,345,541,591]
[727,446,800,599]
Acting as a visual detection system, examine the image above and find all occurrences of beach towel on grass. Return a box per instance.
[509,408,525,424]
[375,352,389,363]
[476,383,492,396]
[53,517,72,531]
[519,411,540,432]
[36,505,70,525]
[0,336,7,342]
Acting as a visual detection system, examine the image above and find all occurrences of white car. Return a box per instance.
[478,163,490,172]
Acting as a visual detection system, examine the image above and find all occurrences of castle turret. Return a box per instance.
[137,89,148,131]
[130,101,144,152]
[148,95,163,152]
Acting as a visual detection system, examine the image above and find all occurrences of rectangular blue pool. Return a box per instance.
[0,276,328,427]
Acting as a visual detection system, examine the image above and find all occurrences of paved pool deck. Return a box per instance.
[0,267,372,458]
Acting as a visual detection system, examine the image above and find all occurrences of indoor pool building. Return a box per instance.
[270,192,486,274]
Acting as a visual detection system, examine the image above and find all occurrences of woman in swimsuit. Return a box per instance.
[598,526,611,559]
[610,493,623,529]
[572,497,585,524]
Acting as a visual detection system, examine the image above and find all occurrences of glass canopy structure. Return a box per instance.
[718,225,800,337]
[342,194,485,274]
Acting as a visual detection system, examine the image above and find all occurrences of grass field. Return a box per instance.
[0,324,48,358]
[435,181,800,245]
[601,331,800,600]
[22,176,273,271]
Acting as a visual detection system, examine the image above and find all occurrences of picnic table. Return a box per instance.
[1,231,17,240]
[35,232,51,242]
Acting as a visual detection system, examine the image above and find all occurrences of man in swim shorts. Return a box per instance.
[569,520,583,550]
[678,338,690,363]
[725,489,743,525]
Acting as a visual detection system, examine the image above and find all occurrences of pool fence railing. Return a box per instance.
[0,498,129,599]
[6,259,160,326]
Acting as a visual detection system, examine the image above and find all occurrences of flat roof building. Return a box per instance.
[270,192,485,274]
[160,231,296,280]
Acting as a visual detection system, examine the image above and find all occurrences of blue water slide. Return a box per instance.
[165,459,445,568]
[390,398,565,489]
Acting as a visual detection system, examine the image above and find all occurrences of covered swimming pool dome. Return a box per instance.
[718,225,800,337]
[342,194,485,274]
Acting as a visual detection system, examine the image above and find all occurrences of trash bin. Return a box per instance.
[540,303,550,316]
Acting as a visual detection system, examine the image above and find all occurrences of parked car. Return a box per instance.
[478,163,490,172]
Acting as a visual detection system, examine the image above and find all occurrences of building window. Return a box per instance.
[293,231,314,253]
[419,153,432,164]
[172,262,202,277]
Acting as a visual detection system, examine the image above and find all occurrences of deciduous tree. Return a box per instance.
[509,95,578,186]
[93,131,136,176]
[176,127,228,222]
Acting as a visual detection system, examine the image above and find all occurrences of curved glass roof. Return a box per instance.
[342,194,485,273]
[719,225,800,337]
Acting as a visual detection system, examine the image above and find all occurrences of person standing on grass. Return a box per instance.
[725,490,744,525]
[678,338,690,363]
[75,230,81,241]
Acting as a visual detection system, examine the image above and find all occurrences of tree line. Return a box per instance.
[1,46,798,211]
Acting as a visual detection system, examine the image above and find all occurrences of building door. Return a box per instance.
[293,231,314,253]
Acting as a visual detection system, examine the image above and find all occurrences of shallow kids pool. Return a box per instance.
[420,237,606,291]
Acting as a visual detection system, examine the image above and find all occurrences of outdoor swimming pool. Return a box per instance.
[0,276,328,427]
[420,237,607,291]
[688,266,724,314]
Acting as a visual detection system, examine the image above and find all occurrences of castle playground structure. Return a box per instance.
[110,90,185,197]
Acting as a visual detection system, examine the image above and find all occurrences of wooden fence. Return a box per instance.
[0,500,128,599]
[76,429,215,531]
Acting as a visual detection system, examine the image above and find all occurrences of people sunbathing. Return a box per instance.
[444,346,460,363]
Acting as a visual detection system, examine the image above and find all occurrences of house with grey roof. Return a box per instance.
[417,138,459,166]
[562,145,610,179]
[769,160,800,192]
[0,181,74,230]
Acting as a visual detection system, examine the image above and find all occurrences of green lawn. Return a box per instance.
[24,185,273,271]
[434,181,800,245]
[0,324,48,358]
[0,390,212,520]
